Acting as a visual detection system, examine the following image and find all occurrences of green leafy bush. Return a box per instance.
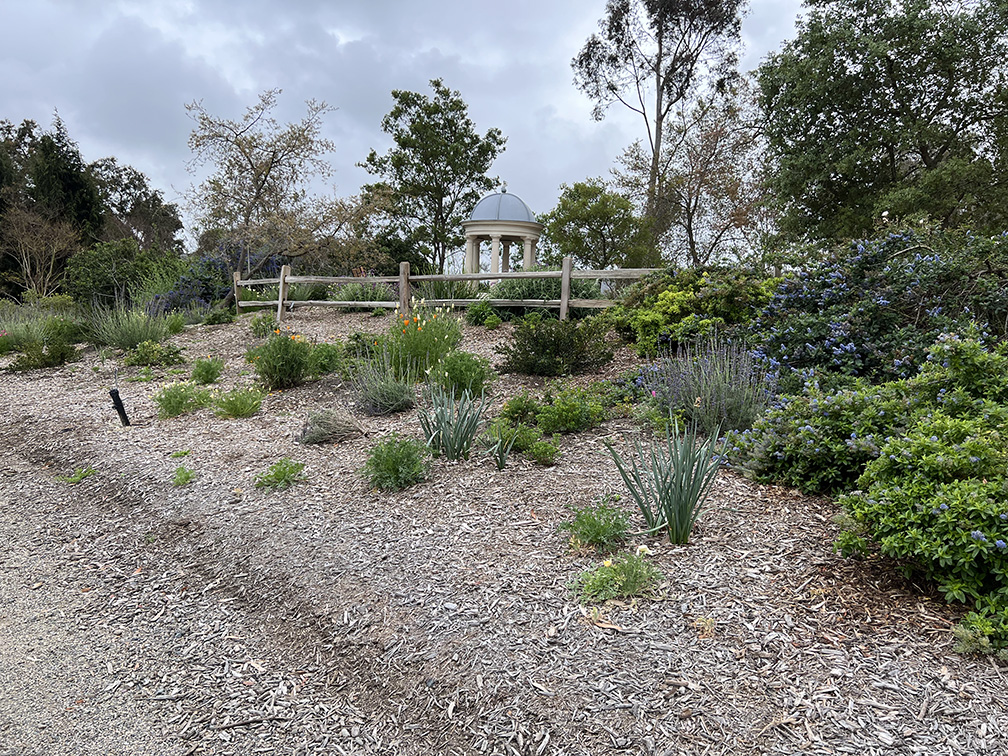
[570,553,664,602]
[559,498,630,553]
[251,330,312,390]
[528,439,560,466]
[611,265,777,356]
[203,307,235,325]
[308,341,345,378]
[484,314,502,330]
[536,385,606,434]
[214,387,263,418]
[254,458,306,489]
[466,298,497,326]
[418,386,487,460]
[752,230,1008,392]
[363,435,429,491]
[191,357,224,384]
[497,313,613,376]
[500,392,542,426]
[640,337,775,437]
[430,350,493,398]
[608,421,722,544]
[124,340,184,367]
[153,382,212,419]
[8,340,78,371]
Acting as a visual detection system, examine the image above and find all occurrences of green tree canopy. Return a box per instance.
[758,0,1008,242]
[361,78,506,274]
[539,179,654,269]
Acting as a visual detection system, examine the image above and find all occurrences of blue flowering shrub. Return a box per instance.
[732,332,1008,651]
[609,266,778,356]
[753,230,1008,393]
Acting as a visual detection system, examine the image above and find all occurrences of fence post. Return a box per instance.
[232,271,242,315]
[559,255,573,321]
[276,264,291,323]
[398,261,411,314]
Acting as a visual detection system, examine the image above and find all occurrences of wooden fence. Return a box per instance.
[233,256,657,322]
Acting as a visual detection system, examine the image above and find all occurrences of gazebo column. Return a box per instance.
[465,236,478,274]
[490,234,501,274]
[501,241,511,273]
[523,237,534,269]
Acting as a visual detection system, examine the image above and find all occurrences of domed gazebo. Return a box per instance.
[461,187,543,274]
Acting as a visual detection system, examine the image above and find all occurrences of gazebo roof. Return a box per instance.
[469,189,536,223]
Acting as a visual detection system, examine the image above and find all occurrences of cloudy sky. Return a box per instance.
[1,0,803,242]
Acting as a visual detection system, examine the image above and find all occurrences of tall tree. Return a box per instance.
[758,0,1008,242]
[186,89,336,276]
[90,157,183,252]
[539,179,654,269]
[614,82,765,266]
[361,78,506,274]
[572,0,744,221]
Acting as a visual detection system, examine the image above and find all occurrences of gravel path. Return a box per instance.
[1,309,1006,755]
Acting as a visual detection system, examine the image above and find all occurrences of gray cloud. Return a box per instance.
[1,0,802,238]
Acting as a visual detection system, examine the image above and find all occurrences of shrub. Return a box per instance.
[191,357,224,384]
[418,386,487,461]
[153,382,212,419]
[497,313,614,376]
[8,340,78,371]
[203,307,235,325]
[570,553,664,602]
[484,314,502,330]
[611,265,777,356]
[466,298,497,326]
[485,418,541,454]
[254,458,306,489]
[528,439,560,466]
[536,385,606,435]
[89,306,173,350]
[752,230,1008,393]
[248,311,277,338]
[559,498,630,553]
[640,337,775,437]
[214,387,263,418]
[608,421,722,544]
[298,409,363,444]
[124,340,184,367]
[252,330,312,390]
[307,341,345,378]
[430,350,493,398]
[388,300,462,375]
[500,392,542,426]
[351,347,416,415]
[363,435,429,491]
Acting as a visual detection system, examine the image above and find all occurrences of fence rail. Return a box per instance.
[233,256,658,322]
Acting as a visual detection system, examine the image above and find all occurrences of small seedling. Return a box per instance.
[254,458,306,489]
[170,449,191,458]
[57,466,95,484]
[172,466,195,486]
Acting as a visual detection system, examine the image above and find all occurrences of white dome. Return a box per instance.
[469,190,536,223]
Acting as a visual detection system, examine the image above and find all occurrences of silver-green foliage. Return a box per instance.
[418,385,487,461]
[607,420,721,544]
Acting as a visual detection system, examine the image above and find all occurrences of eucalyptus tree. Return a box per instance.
[572,0,744,221]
